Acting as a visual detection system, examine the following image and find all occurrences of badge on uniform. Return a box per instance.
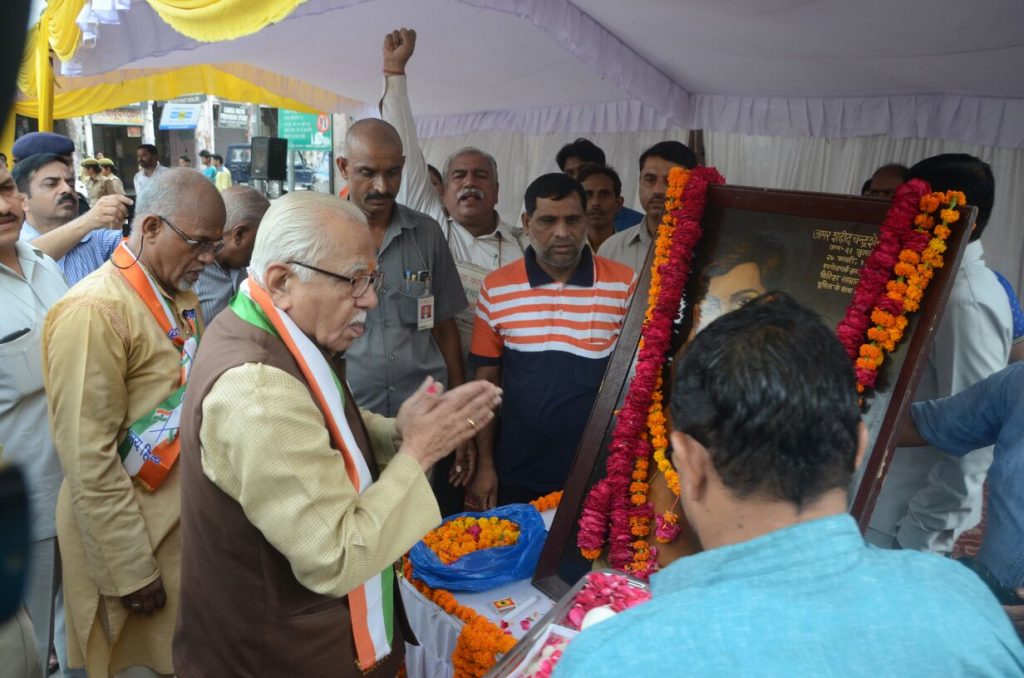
[417,294,435,330]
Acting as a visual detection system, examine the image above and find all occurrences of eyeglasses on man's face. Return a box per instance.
[286,260,384,298]
[158,215,225,254]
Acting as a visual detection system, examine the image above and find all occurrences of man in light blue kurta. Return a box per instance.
[556,294,1023,677]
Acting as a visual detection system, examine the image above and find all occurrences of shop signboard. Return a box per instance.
[219,103,249,129]
[159,102,202,130]
[92,106,144,126]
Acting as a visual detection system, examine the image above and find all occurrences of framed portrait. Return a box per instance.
[533,184,975,599]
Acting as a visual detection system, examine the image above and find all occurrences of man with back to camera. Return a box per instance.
[14,153,132,285]
[556,137,643,233]
[555,293,1024,676]
[467,173,637,508]
[599,141,698,273]
[867,154,1013,556]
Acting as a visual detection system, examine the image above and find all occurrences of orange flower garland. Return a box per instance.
[577,166,727,578]
[403,497,561,676]
[621,168,690,573]
[529,490,563,512]
[850,189,960,393]
[423,516,520,565]
[403,558,515,678]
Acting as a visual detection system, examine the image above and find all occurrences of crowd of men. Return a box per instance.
[0,25,1021,678]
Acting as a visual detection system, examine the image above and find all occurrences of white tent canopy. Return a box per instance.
[54,0,1024,289]
[65,0,1024,147]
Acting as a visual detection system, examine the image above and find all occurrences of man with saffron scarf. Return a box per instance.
[172,191,501,676]
[42,169,225,676]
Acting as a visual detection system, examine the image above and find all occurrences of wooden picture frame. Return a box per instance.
[532,184,975,599]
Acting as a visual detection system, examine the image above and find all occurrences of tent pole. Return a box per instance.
[1,108,15,163]
[35,16,54,133]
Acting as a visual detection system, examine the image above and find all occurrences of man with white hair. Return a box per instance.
[42,168,225,677]
[172,191,501,675]
[193,185,270,323]
[379,28,527,358]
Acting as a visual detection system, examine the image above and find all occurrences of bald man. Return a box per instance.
[194,185,270,323]
[336,120,472,502]
[42,169,225,676]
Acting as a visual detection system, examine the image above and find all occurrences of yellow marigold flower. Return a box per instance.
[934,224,951,240]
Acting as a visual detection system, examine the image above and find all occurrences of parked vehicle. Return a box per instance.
[226,144,251,185]
[224,144,320,189]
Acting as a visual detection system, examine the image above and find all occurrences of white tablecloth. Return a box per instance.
[401,510,556,678]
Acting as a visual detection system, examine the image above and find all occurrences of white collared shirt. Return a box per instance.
[0,240,68,540]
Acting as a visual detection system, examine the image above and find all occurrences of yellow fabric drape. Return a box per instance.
[35,17,54,132]
[14,64,320,120]
[145,0,309,42]
[19,1,87,99]
[45,0,87,62]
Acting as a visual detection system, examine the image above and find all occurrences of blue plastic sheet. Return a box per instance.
[409,504,546,592]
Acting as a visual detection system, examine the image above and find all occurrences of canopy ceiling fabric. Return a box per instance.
[22,0,1024,147]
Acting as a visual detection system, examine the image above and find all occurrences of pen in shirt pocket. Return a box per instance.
[0,328,30,344]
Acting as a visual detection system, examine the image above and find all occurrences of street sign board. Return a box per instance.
[219,103,249,129]
[280,110,332,151]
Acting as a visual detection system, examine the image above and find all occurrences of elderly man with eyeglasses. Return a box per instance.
[171,191,501,675]
[41,168,226,677]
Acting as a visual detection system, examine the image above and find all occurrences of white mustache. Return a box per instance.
[348,311,367,327]
[458,187,484,200]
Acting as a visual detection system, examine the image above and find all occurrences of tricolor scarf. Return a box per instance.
[230,278,394,671]
[113,243,198,491]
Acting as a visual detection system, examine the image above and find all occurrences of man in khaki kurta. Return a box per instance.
[42,169,225,676]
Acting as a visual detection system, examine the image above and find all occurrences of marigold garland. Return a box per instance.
[837,180,960,395]
[529,490,563,513]
[403,558,516,678]
[402,497,561,677]
[423,516,520,565]
[576,166,725,577]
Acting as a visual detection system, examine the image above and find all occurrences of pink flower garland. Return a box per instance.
[577,166,724,576]
[835,179,930,390]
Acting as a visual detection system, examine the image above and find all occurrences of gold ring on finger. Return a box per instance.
[467,417,477,429]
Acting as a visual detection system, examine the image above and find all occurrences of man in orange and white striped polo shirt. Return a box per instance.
[467,174,637,508]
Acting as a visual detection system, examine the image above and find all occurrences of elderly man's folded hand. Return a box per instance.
[397,376,501,473]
